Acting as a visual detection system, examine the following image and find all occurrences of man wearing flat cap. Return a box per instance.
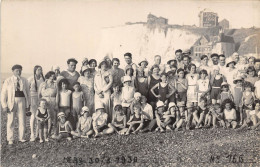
[60,58,80,90]
[1,64,30,145]
[208,53,219,66]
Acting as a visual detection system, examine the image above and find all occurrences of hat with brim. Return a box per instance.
[52,66,60,71]
[226,61,236,67]
[168,102,176,110]
[167,59,176,65]
[138,58,148,66]
[123,76,132,83]
[81,66,90,74]
[156,101,164,108]
[81,106,89,115]
[233,77,243,84]
[82,58,88,65]
[57,112,66,119]
[221,82,229,87]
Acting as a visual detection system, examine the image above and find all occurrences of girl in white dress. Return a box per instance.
[196,69,211,104]
[186,64,199,107]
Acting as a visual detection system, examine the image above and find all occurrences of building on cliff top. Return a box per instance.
[199,8,219,28]
[219,19,229,29]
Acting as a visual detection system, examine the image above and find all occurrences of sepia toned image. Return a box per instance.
[1,0,260,166]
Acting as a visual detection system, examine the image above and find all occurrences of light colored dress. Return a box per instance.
[78,76,95,115]
[186,74,199,103]
[28,76,45,112]
[197,79,210,102]
[94,70,112,121]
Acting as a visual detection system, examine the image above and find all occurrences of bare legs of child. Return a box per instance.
[71,130,93,138]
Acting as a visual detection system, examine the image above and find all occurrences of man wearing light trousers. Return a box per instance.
[1,65,31,145]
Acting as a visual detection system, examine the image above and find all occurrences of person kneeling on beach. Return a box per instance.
[125,104,144,135]
[72,106,93,138]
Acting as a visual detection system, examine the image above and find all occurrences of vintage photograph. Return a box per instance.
[1,0,260,166]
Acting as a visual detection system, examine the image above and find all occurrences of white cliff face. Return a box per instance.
[95,24,201,66]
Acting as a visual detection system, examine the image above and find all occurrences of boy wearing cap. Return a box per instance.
[56,112,74,141]
[218,82,233,104]
[1,64,31,144]
[130,92,142,116]
[155,101,171,132]
[92,102,108,137]
[72,106,93,138]
[121,76,135,121]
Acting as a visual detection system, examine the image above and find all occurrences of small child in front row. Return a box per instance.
[242,82,255,120]
[239,101,260,130]
[211,103,225,128]
[155,101,172,132]
[72,106,93,138]
[222,99,237,129]
[56,112,74,141]
[105,105,127,135]
[35,99,50,143]
[92,103,108,137]
[204,104,214,128]
[174,101,188,131]
[130,92,142,116]
[125,104,143,135]
[218,82,233,104]
[164,102,177,130]
[193,97,208,128]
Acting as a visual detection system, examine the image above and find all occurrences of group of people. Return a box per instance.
[1,50,260,145]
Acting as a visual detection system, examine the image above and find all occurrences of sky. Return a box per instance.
[1,0,260,74]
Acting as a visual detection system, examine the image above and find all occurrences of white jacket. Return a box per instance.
[1,75,30,111]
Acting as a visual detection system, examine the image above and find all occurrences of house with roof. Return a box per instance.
[219,19,229,29]
[191,29,235,59]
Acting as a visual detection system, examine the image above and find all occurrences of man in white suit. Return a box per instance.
[1,65,31,145]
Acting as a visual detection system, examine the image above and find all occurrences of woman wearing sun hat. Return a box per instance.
[138,57,149,77]
[94,60,113,122]
[225,60,238,94]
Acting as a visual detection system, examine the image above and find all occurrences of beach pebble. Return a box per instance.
[32,154,37,159]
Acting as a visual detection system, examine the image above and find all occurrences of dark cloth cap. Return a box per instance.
[67,58,78,64]
[210,53,219,58]
[124,52,132,58]
[200,55,208,60]
[88,59,97,66]
[12,64,22,71]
